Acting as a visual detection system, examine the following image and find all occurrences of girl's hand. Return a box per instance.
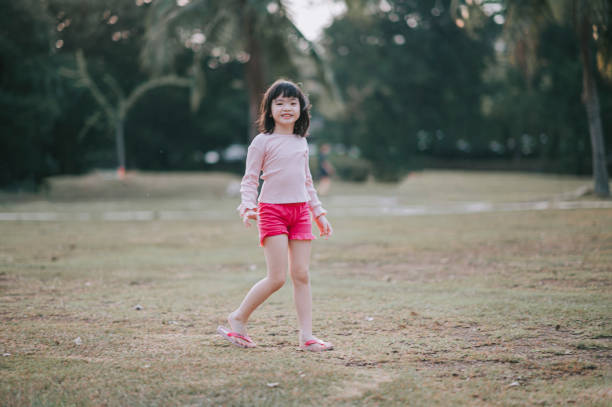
[242,209,258,228]
[315,215,333,239]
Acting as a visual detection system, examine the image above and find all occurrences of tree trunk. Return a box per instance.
[242,6,266,142]
[115,116,126,179]
[579,14,609,197]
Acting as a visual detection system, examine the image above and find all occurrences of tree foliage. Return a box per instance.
[322,0,499,179]
[1,0,611,188]
[321,0,612,180]
[0,1,61,187]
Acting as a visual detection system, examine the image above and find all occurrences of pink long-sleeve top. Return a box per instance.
[237,133,327,218]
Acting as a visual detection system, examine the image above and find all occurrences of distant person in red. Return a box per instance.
[317,143,335,196]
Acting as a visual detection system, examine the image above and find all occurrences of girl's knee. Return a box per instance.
[267,274,286,291]
[290,266,309,285]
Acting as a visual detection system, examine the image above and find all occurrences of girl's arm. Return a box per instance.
[304,149,326,218]
[237,138,264,219]
[305,147,332,237]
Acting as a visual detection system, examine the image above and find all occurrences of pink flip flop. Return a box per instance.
[217,326,257,348]
[299,339,334,352]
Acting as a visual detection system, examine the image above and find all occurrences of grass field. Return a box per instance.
[0,171,610,406]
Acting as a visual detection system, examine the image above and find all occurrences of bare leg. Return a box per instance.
[288,240,313,339]
[228,235,288,345]
[289,240,332,350]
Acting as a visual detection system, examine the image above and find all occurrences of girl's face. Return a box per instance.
[270,95,301,129]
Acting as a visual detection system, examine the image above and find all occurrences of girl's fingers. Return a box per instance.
[242,211,257,228]
[315,216,332,238]
[243,216,253,228]
[321,221,332,238]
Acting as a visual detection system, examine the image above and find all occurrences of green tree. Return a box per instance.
[323,0,496,180]
[497,0,610,196]
[61,49,192,177]
[0,1,61,188]
[141,0,339,140]
[52,0,199,176]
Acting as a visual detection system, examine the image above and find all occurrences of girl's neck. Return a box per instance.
[272,124,294,135]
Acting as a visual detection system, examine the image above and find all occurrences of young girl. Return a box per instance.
[217,79,334,352]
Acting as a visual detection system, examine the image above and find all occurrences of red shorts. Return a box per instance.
[257,202,315,247]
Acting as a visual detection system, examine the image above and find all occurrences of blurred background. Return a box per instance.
[1,0,611,193]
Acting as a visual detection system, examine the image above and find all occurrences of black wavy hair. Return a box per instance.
[256,79,311,137]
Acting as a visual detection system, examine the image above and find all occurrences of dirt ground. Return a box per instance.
[0,171,610,406]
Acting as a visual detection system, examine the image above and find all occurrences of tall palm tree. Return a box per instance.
[141,0,340,141]
[494,0,610,197]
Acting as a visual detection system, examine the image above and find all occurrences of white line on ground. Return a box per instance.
[0,200,610,221]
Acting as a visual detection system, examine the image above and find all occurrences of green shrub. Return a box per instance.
[329,155,372,182]
[310,155,371,183]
